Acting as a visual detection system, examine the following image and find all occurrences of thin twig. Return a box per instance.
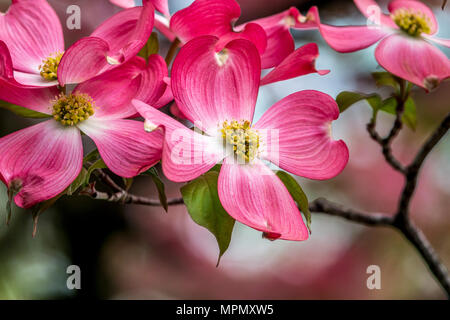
[95,170,123,193]
[86,189,184,206]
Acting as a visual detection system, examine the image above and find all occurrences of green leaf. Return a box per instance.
[210,164,222,172]
[181,171,235,265]
[276,171,312,233]
[86,158,107,183]
[138,32,159,59]
[336,91,382,113]
[403,97,417,131]
[144,167,168,212]
[67,168,88,195]
[83,149,100,163]
[372,72,399,90]
[380,96,417,130]
[0,100,50,119]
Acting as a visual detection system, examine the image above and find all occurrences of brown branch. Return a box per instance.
[396,112,450,222]
[308,198,393,226]
[366,81,408,174]
[85,189,184,206]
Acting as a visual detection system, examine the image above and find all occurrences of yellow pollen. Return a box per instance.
[39,52,63,81]
[392,9,431,36]
[221,120,260,163]
[52,93,95,126]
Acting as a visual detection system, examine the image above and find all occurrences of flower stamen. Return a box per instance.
[221,120,260,163]
[52,93,95,126]
[392,9,431,36]
[39,52,63,81]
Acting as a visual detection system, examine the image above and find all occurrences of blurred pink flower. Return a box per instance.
[0,0,155,87]
[134,36,348,240]
[310,0,450,90]
[0,48,166,208]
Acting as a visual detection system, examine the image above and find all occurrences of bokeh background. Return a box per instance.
[0,0,449,299]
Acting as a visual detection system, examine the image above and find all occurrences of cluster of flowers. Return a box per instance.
[0,0,448,240]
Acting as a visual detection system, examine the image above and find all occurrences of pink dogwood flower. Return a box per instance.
[0,44,166,208]
[111,0,324,77]
[170,0,321,69]
[133,36,349,241]
[0,0,155,87]
[310,0,450,90]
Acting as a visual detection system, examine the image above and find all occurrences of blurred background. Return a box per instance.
[0,0,449,299]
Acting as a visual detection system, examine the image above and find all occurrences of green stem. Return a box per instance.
[165,38,181,66]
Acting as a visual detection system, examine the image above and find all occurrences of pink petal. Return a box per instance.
[13,71,59,87]
[110,0,135,8]
[0,120,83,208]
[218,157,309,241]
[133,99,224,182]
[77,118,163,178]
[153,84,174,109]
[57,37,111,86]
[59,1,154,85]
[151,0,170,17]
[375,34,450,90]
[254,90,349,180]
[171,36,260,132]
[308,6,390,53]
[91,0,154,54]
[0,77,58,114]
[354,0,398,28]
[73,56,145,119]
[1,39,59,87]
[110,0,170,17]
[240,7,317,68]
[0,0,64,74]
[260,43,329,86]
[388,0,437,35]
[0,40,13,78]
[215,23,267,55]
[259,23,294,69]
[154,14,176,41]
[136,54,168,106]
[170,0,240,44]
[424,35,450,48]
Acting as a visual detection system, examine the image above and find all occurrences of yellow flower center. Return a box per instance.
[221,120,260,163]
[39,52,63,81]
[52,93,95,126]
[392,9,431,36]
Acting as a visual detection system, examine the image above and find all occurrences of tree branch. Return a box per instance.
[396,112,450,222]
[308,198,393,226]
[366,81,408,174]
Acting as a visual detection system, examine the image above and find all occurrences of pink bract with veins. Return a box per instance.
[134,36,349,241]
